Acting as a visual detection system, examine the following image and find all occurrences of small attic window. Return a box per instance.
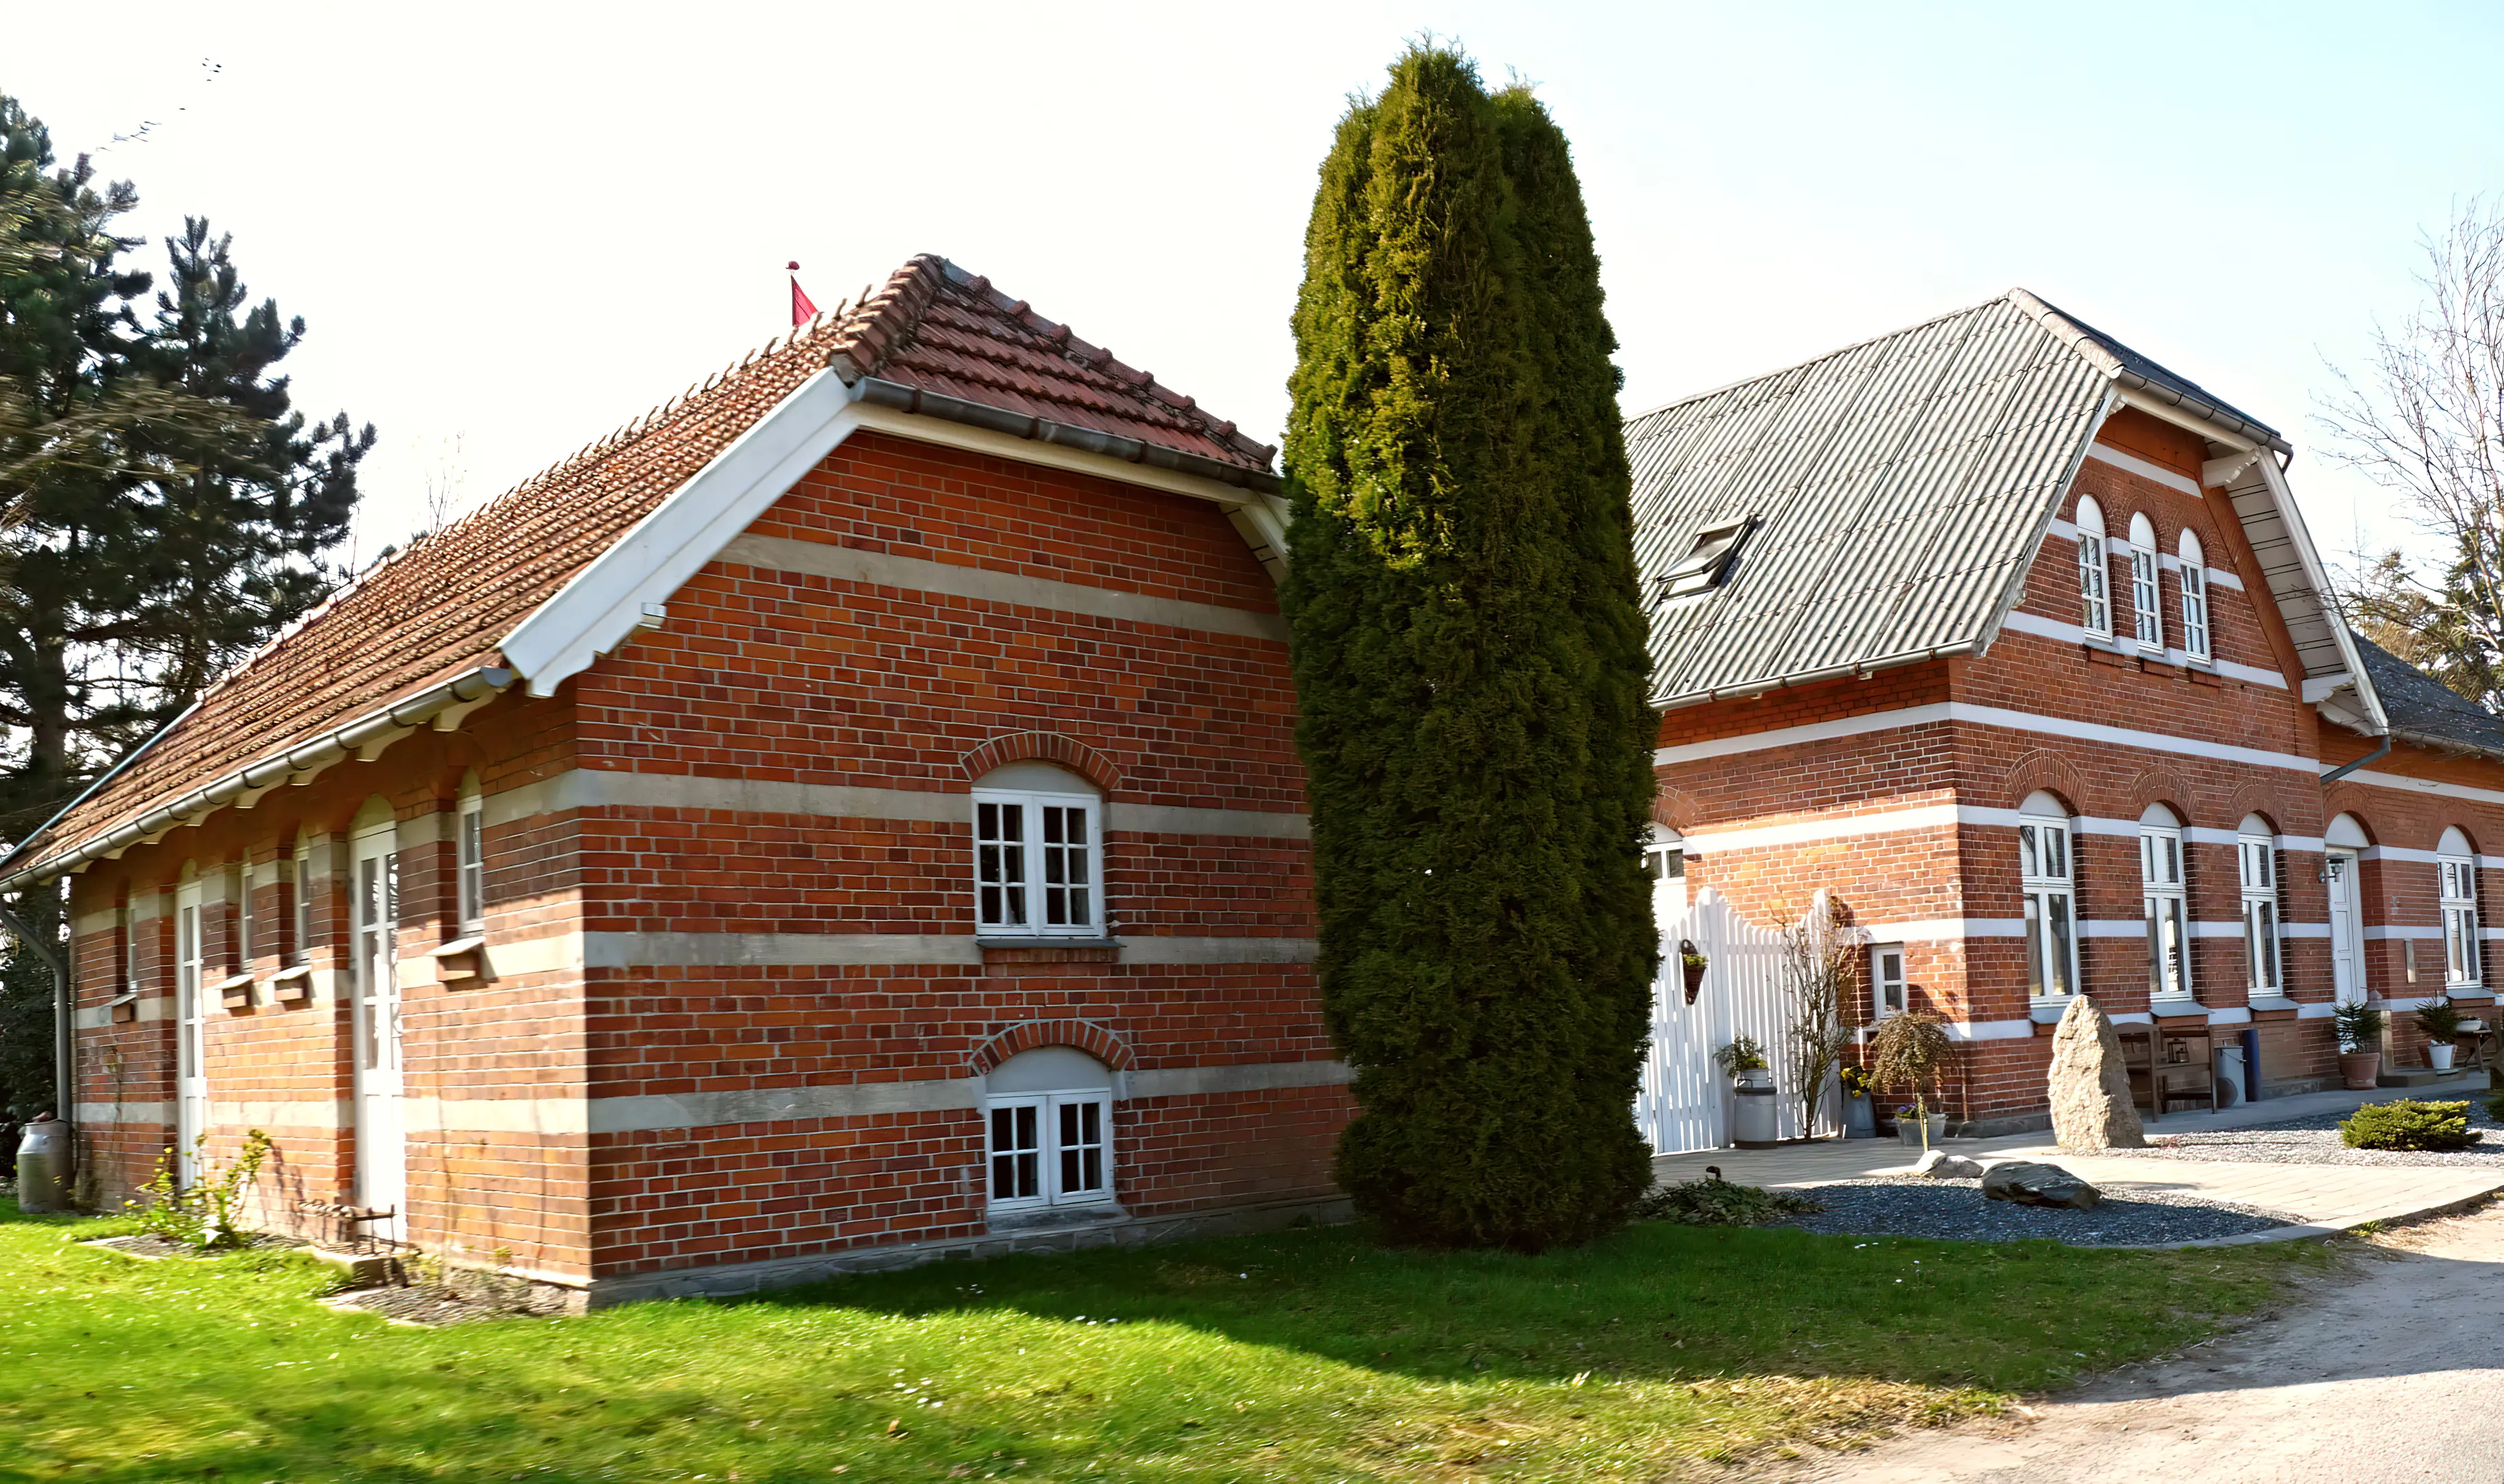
[1658,518,1754,602]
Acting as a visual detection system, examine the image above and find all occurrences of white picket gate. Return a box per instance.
[1636,888,1838,1153]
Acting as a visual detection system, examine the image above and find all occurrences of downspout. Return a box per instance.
[0,897,71,1147]
[2319,737,2391,785]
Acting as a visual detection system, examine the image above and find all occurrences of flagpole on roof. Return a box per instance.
[787,261,818,328]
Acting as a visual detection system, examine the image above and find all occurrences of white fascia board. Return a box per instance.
[503,369,868,697]
[2083,439,2202,496]
[2252,455,2389,734]
[500,375,1293,699]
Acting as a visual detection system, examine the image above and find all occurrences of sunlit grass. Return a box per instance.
[0,1195,2321,1481]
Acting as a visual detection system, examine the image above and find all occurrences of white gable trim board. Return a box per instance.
[1654,700,2321,773]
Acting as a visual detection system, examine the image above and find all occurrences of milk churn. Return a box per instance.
[14,1113,69,1214]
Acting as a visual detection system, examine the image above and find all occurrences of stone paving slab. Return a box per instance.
[1649,1076,2504,1244]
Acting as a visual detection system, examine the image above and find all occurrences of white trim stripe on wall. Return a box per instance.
[1654,702,2319,774]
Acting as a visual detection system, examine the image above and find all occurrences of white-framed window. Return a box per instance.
[2238,815,2280,995]
[973,782,1103,936]
[119,903,138,992]
[2439,827,2481,989]
[232,862,255,974]
[1870,943,1908,1019]
[290,836,313,967]
[1658,516,1754,602]
[2177,530,2211,663]
[982,1046,1117,1212]
[2074,495,2111,639]
[2142,803,2192,999]
[2127,512,2163,651]
[1645,826,1686,931]
[2019,794,2078,999]
[456,785,486,936]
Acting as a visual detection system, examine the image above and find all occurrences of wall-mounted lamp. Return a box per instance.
[2319,858,2348,884]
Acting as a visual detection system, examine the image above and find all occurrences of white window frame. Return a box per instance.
[2142,810,2193,1001]
[973,788,1104,937]
[120,903,139,993]
[289,839,313,968]
[233,862,255,975]
[1870,943,1908,1020]
[2237,822,2280,996]
[2177,531,2211,664]
[2074,496,2111,639]
[2440,842,2482,990]
[2019,806,2079,1001]
[456,791,486,936]
[1658,516,1752,602]
[984,1089,1114,1210]
[2128,512,2163,652]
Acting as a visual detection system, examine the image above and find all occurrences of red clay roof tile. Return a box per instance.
[10,255,1273,878]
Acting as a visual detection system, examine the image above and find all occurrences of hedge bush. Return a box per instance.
[2340,1100,2484,1152]
[1634,1179,1822,1228]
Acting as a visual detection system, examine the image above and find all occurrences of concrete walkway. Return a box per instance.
[1790,1203,2504,1483]
[1653,1073,2504,1243]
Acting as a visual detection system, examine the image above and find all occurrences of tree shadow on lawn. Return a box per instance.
[743,1217,2299,1395]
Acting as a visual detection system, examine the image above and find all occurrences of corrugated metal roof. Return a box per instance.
[1629,290,2378,721]
[1628,294,2111,704]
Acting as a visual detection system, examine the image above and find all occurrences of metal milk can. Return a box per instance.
[14,1114,69,1214]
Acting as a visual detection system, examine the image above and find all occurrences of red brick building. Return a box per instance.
[1630,290,2504,1137]
[5,257,1345,1305]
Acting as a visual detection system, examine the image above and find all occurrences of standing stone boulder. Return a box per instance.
[1910,1150,1986,1179]
[1980,1159,2102,1209]
[2049,996,2147,1151]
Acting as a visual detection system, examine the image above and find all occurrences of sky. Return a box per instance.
[12,1,2504,575]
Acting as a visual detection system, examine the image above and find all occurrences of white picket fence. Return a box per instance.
[1636,888,1840,1153]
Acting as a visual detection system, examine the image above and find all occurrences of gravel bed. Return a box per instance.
[84,1233,298,1260]
[2112,1098,2504,1170]
[323,1283,557,1326]
[1780,1176,2300,1247]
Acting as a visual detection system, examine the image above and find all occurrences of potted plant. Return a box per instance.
[1715,1035,1780,1149]
[1868,1011,1952,1152]
[2416,996,2465,1073]
[1839,1063,1877,1138]
[2334,1001,2385,1089]
[1678,939,1708,1004]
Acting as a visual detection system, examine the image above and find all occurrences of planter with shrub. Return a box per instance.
[2334,1001,2385,1089]
[2339,1099,2483,1152]
[2415,997,2466,1073]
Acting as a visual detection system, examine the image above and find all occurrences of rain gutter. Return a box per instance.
[2319,737,2393,785]
[848,377,1284,496]
[0,664,515,894]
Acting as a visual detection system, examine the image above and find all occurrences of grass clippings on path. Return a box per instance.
[0,1196,2325,1481]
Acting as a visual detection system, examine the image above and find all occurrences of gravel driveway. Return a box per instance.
[1783,1177,2296,1247]
[1787,1203,2504,1483]
[2111,1098,2504,1170]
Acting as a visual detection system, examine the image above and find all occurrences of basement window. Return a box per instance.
[1657,518,1754,602]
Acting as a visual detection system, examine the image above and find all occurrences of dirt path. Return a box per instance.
[1794,1207,2504,1484]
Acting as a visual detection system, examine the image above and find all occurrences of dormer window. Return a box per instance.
[1658,517,1753,602]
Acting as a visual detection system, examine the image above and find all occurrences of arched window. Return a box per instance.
[985,1045,1115,1211]
[1645,826,1686,930]
[2019,791,2077,1001]
[2127,513,2163,651]
[2237,814,2280,995]
[2178,530,2211,664]
[2074,495,2111,639]
[2141,803,2192,1000]
[973,761,1104,937]
[456,769,486,936]
[2439,827,2481,990]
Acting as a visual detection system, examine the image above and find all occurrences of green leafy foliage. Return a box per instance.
[125,1130,273,1247]
[1714,1035,1770,1074]
[1281,43,1658,1251]
[2339,1100,2483,1152]
[2334,1000,2385,1051]
[1632,1178,1820,1227]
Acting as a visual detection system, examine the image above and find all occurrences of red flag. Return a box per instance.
[787,261,818,327]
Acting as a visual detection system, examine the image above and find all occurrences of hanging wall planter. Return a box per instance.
[1679,940,1708,1004]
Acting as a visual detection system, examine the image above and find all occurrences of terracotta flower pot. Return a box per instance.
[2339,1050,2381,1091]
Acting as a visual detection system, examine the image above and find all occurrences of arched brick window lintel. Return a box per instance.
[968,1018,1135,1075]
[960,730,1124,793]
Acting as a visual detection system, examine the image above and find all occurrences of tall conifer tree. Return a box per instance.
[1282,46,1659,1249]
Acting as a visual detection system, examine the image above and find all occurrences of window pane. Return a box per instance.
[2020,826,2039,880]
[2024,894,2045,997]
[2048,892,2073,995]
[2046,828,2067,881]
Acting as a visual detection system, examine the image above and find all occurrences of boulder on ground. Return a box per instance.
[1980,1159,2101,1209]
[2049,996,2148,1151]
[1910,1150,1986,1179]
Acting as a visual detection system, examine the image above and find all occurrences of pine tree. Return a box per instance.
[1281,46,1659,1250]
[0,95,370,1115]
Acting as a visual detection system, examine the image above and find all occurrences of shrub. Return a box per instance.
[124,1130,273,1247]
[2334,1000,2385,1052]
[1714,1035,1770,1075]
[2488,1088,2504,1125]
[2340,1100,2483,1152]
[1633,1177,1821,1227]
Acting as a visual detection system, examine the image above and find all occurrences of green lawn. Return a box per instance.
[0,1196,2321,1482]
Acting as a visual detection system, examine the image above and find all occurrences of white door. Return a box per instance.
[350,828,406,1240]
[174,881,207,1184]
[2328,850,2365,1008]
